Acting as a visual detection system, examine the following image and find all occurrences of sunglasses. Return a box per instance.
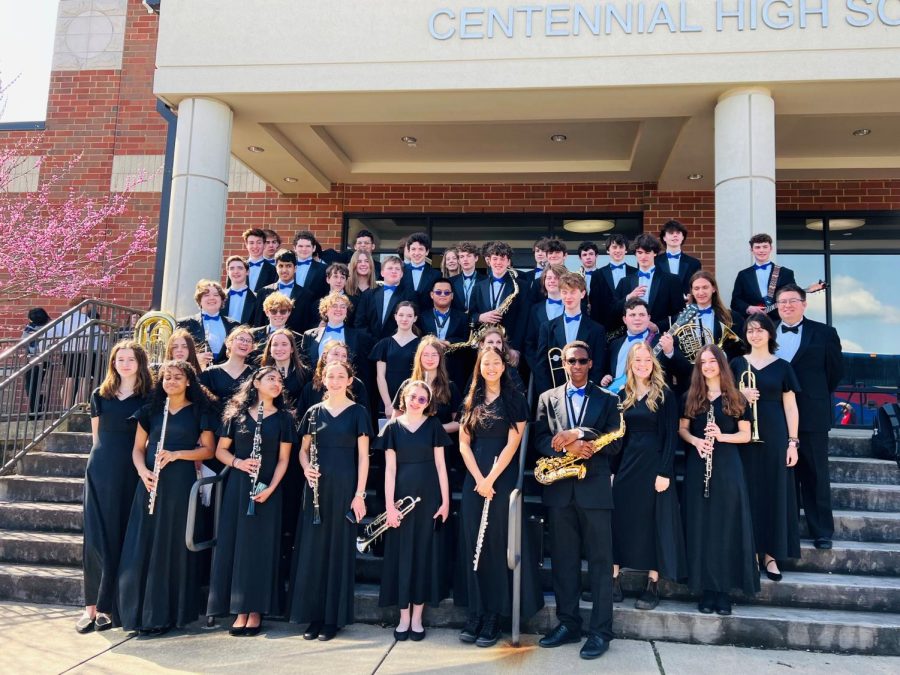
[406,394,429,405]
[270,308,290,315]
[566,357,590,365]
[432,289,452,296]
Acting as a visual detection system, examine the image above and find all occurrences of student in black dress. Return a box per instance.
[260,328,308,403]
[678,345,758,616]
[296,341,370,420]
[466,327,526,396]
[208,367,296,636]
[199,325,256,405]
[730,233,796,321]
[301,293,372,385]
[372,301,420,418]
[731,314,801,581]
[610,342,686,611]
[77,341,153,634]
[177,280,239,365]
[455,347,543,648]
[655,219,702,296]
[164,329,205,374]
[379,379,451,641]
[117,360,217,634]
[291,361,373,641]
[615,234,684,333]
[223,255,258,325]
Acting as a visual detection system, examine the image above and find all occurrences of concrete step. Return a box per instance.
[37,432,91,455]
[832,483,900,512]
[0,476,84,504]
[801,510,900,543]
[828,430,873,458]
[0,563,83,606]
[0,501,83,533]
[0,530,81,566]
[830,457,900,486]
[784,541,900,577]
[18,452,88,478]
[61,413,91,433]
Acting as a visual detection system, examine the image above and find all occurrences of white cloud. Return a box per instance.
[830,275,900,324]
[840,338,865,353]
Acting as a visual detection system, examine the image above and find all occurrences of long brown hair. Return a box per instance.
[321,361,354,401]
[347,251,377,296]
[411,336,451,405]
[622,342,666,412]
[312,341,351,389]
[684,344,745,418]
[98,340,153,399]
[687,270,733,328]
[164,329,202,374]
[461,346,516,436]
[260,328,303,373]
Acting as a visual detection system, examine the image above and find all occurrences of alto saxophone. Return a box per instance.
[703,405,716,499]
[534,404,626,485]
[446,268,519,353]
[246,401,267,516]
[491,267,519,320]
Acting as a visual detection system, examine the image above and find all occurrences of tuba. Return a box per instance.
[134,311,177,365]
[535,404,626,484]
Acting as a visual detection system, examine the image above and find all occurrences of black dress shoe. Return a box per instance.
[318,624,337,641]
[814,538,833,550]
[459,616,482,644]
[539,624,581,648]
[715,593,732,616]
[698,590,716,614]
[634,578,660,610]
[764,559,783,582]
[244,624,262,637]
[475,613,500,647]
[580,634,609,660]
[94,614,113,631]
[612,576,624,603]
[303,622,322,640]
[393,627,410,641]
[409,628,426,642]
[75,616,95,634]
[228,624,247,636]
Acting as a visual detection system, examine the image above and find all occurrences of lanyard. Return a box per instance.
[566,392,589,429]
[490,277,505,309]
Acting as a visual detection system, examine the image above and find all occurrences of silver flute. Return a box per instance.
[246,401,266,516]
[147,398,170,515]
[472,457,498,571]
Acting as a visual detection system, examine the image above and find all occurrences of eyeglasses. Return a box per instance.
[432,289,452,296]
[776,299,803,306]
[270,308,291,315]
[406,394,429,405]
[232,337,254,345]
[565,357,590,365]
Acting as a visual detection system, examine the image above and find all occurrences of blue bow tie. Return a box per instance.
[584,270,595,275]
[248,260,264,268]
[698,307,713,316]
[667,252,681,260]
[492,275,505,284]
[610,263,625,271]
[565,314,581,323]
[567,386,585,398]
[264,258,276,265]
[535,267,543,272]
[228,288,247,297]
[638,270,653,280]
[548,298,563,306]
[278,283,294,291]
[434,310,449,320]
[201,314,221,322]
[297,259,312,267]
[324,324,343,334]
[382,284,398,292]
[407,263,426,272]
[627,331,647,342]
[754,262,772,271]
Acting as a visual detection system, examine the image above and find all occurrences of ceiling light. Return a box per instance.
[401,136,417,145]
[687,173,703,181]
[550,134,568,142]
[282,177,298,183]
[247,145,265,153]
[851,128,871,137]
[563,219,615,234]
[805,218,865,231]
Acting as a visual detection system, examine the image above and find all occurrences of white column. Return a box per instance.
[714,87,776,304]
[161,97,233,317]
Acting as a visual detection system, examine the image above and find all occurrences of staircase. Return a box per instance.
[1,419,898,655]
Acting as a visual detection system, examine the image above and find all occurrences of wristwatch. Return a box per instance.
[788,437,799,446]
[355,491,367,499]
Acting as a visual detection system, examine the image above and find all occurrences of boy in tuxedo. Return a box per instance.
[450,241,484,313]
[223,255,257,325]
[615,234,684,333]
[353,255,414,341]
[292,230,329,300]
[588,234,637,332]
[254,249,315,332]
[263,229,282,265]
[578,241,600,294]
[730,233,796,319]
[241,228,277,292]
[655,220,701,296]
[176,280,238,365]
[469,240,527,362]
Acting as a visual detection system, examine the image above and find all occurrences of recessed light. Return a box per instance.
[563,219,615,234]
[550,134,568,143]
[283,177,298,183]
[247,145,265,153]
[401,136,417,145]
[687,173,703,180]
[852,128,871,137]
[806,218,865,231]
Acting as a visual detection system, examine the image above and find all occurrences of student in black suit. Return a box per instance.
[223,256,258,326]
[292,230,329,301]
[263,229,282,266]
[254,249,316,333]
[400,232,442,311]
[523,264,568,379]
[517,237,550,307]
[239,228,278,293]
[353,256,415,342]
[615,234,684,333]
[321,229,381,275]
[468,241,528,361]
[535,273,606,397]
[730,233,796,320]
[418,278,469,346]
[588,234,637,333]
[300,293,372,386]
[176,280,239,365]
[655,220,702,296]
[450,241,484,313]
[773,284,843,550]
[577,241,600,296]
[534,341,623,660]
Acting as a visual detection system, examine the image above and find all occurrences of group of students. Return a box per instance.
[75,221,843,662]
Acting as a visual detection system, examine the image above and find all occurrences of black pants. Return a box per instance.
[548,503,613,640]
[796,431,833,540]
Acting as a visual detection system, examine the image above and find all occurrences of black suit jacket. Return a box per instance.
[400,264,442,311]
[517,268,546,306]
[254,282,317,333]
[353,285,417,342]
[418,307,470,344]
[468,272,528,350]
[222,288,258,326]
[176,313,239,364]
[655,252,702,295]
[242,259,277,293]
[295,259,329,301]
[450,271,486,312]
[615,270,685,331]
[300,325,372,375]
[534,382,623,509]
[534,315,607,397]
[589,263,637,331]
[730,264,796,317]
[777,318,843,433]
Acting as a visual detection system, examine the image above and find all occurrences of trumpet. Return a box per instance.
[740,363,761,443]
[703,405,715,499]
[356,496,420,553]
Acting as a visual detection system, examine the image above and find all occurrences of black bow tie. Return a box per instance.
[781,323,802,334]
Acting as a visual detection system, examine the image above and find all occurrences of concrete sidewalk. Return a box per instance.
[1,602,897,675]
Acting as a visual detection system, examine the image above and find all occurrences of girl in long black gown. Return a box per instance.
[455,347,544,648]
[678,345,758,616]
[378,379,451,640]
[290,361,373,641]
[296,341,369,420]
[372,301,420,418]
[208,367,296,635]
[611,342,686,611]
[78,341,153,634]
[730,314,801,581]
[199,326,255,404]
[117,360,217,634]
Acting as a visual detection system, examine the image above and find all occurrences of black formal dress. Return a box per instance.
[730,263,796,319]
[610,389,686,581]
[117,403,214,631]
[681,397,759,596]
[371,336,420,415]
[278,363,309,404]
[655,252,702,296]
[289,403,374,628]
[730,356,801,560]
[454,392,543,620]
[377,417,452,608]
[207,409,297,617]
[199,364,254,406]
[83,390,146,621]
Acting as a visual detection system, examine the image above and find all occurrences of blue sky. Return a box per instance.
[0,1,57,122]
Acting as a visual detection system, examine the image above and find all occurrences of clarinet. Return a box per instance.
[703,405,715,499]
[246,401,267,516]
[309,406,321,525]
[147,398,170,515]
[472,457,498,571]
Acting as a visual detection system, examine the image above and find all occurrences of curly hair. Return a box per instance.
[148,360,217,415]
[222,365,290,424]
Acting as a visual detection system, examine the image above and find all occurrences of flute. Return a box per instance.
[473,457,498,571]
[148,398,170,515]
[703,405,715,499]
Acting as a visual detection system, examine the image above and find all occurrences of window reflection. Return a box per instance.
[775,255,826,324]
[829,256,899,355]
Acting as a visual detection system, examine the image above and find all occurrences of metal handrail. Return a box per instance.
[186,467,228,552]
[507,374,533,648]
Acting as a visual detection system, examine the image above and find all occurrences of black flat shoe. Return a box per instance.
[303,622,322,640]
[244,624,262,637]
[814,538,833,550]
[459,616,482,644]
[393,627,410,641]
[539,624,581,648]
[715,593,732,616]
[475,613,500,647]
[318,624,337,641]
[94,614,113,631]
[698,591,716,614]
[764,559,783,582]
[634,578,660,610]
[580,634,609,660]
[75,616,95,634]
[409,628,426,642]
[612,576,624,603]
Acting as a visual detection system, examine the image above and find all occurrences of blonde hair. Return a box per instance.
[622,342,666,412]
